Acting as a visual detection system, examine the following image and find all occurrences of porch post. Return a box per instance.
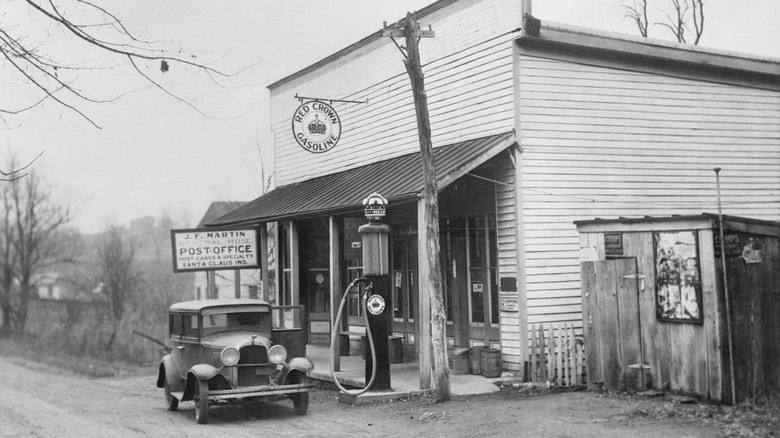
[270,222,281,305]
[259,225,270,302]
[290,221,300,306]
[329,216,342,371]
[234,270,241,299]
[417,198,432,389]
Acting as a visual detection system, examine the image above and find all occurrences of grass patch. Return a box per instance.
[0,332,151,378]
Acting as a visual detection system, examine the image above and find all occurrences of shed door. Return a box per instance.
[581,258,645,392]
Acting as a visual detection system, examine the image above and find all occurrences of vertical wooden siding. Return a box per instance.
[270,0,523,186]
[519,55,780,333]
[580,229,724,399]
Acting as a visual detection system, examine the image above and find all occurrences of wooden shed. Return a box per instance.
[576,214,780,403]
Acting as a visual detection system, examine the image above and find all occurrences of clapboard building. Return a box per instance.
[209,0,780,386]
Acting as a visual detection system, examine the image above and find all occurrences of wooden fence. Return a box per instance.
[528,323,586,386]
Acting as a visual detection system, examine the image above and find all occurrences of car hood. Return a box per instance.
[201,332,272,350]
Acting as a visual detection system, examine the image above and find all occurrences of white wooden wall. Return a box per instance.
[517,55,780,331]
[495,151,523,370]
[269,0,523,186]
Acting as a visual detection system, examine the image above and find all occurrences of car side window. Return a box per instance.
[170,313,183,339]
[183,314,199,339]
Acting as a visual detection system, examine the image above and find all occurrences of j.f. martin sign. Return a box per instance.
[171,228,259,273]
[292,100,342,153]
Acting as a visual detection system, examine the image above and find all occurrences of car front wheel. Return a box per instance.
[194,379,209,424]
[164,377,179,411]
[291,375,309,415]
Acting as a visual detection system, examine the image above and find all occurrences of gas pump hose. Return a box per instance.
[329,277,377,396]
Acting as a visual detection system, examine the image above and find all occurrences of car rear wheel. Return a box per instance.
[194,379,209,424]
[291,375,309,415]
[164,377,179,411]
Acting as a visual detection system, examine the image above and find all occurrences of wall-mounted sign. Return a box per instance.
[171,227,259,273]
[714,234,742,257]
[500,277,517,292]
[604,233,624,256]
[292,100,341,153]
[653,231,702,324]
[500,297,519,312]
[742,238,763,264]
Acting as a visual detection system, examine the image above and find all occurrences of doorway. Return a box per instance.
[391,224,418,359]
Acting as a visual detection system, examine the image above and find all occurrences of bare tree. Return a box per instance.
[97,227,140,323]
[623,0,649,37]
[0,184,18,332]
[1,0,233,128]
[660,0,705,44]
[0,167,72,332]
[623,0,706,44]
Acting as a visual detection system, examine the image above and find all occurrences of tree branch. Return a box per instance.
[0,152,44,182]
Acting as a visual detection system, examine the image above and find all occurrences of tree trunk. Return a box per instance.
[16,280,31,332]
[403,13,450,402]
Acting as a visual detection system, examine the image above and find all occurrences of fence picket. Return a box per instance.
[530,323,537,381]
[539,324,547,382]
[527,322,587,386]
[566,324,574,386]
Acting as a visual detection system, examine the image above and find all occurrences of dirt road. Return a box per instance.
[0,356,728,437]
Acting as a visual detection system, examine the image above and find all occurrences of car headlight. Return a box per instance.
[220,346,240,366]
[268,345,287,365]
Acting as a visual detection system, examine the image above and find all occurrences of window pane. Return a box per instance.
[170,314,183,338]
[470,268,484,323]
[183,315,198,338]
[393,270,404,319]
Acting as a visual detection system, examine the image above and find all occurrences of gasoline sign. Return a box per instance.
[366,294,385,316]
[292,100,342,153]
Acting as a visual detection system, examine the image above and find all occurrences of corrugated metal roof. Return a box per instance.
[209,132,516,226]
[196,201,246,227]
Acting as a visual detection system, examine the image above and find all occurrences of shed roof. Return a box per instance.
[575,214,780,236]
[208,131,517,227]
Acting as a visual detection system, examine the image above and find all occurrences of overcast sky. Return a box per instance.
[2,0,778,234]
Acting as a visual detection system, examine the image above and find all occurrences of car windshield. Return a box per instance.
[201,312,264,336]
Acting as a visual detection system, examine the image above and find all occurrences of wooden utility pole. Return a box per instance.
[384,13,450,401]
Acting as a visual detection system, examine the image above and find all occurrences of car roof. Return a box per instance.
[169,299,271,313]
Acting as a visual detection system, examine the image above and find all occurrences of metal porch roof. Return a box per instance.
[209,132,516,226]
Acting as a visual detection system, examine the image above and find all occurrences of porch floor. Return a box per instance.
[305,343,501,403]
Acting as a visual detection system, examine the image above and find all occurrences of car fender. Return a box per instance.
[182,364,221,401]
[274,357,314,385]
[157,355,184,392]
[190,363,220,380]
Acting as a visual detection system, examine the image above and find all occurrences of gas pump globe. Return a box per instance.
[359,192,390,275]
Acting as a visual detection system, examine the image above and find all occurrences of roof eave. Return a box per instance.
[517,20,780,91]
[267,0,460,90]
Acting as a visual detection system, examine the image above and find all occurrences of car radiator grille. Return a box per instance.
[239,345,268,364]
[236,345,272,387]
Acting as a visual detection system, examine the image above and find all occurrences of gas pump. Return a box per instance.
[330,193,392,395]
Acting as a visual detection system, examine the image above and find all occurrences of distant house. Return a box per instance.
[193,202,267,301]
[36,271,70,300]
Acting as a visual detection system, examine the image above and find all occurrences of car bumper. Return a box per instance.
[206,382,312,402]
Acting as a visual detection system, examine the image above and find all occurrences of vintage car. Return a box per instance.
[156,299,313,424]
